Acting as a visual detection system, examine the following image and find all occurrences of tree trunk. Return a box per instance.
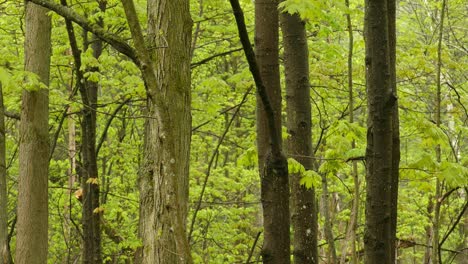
[340,2,359,262]
[432,0,446,262]
[388,0,400,262]
[424,197,433,264]
[454,194,468,264]
[0,82,11,264]
[255,0,290,263]
[281,10,318,264]
[364,0,399,263]
[15,2,51,263]
[80,24,104,264]
[127,0,193,262]
[322,173,338,263]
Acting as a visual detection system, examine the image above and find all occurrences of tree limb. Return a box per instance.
[190,47,243,69]
[96,97,131,155]
[228,0,282,155]
[27,0,139,66]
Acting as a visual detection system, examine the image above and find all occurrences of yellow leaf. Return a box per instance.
[93,207,104,214]
[74,188,83,201]
[86,177,99,185]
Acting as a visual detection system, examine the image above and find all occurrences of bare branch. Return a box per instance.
[27,0,139,65]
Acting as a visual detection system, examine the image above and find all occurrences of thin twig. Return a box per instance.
[246,232,262,264]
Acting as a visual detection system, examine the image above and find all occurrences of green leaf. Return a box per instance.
[0,67,11,84]
[344,148,365,161]
[84,71,101,82]
[237,147,258,167]
[288,158,305,173]
[22,71,48,91]
[439,161,468,187]
[299,170,321,189]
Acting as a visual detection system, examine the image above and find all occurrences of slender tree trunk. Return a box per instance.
[388,0,400,262]
[322,173,338,263]
[0,83,11,264]
[122,0,193,262]
[424,196,433,263]
[80,24,104,263]
[229,0,290,263]
[340,2,359,262]
[364,0,399,263]
[281,10,318,264]
[455,193,468,264]
[432,1,446,262]
[255,0,290,263]
[15,2,51,263]
[66,99,76,264]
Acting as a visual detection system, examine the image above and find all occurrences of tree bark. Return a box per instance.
[364,0,399,263]
[281,10,318,264]
[229,0,290,263]
[23,0,193,262]
[15,2,51,263]
[432,0,446,262]
[322,173,338,263]
[388,0,400,262]
[0,82,11,264]
[255,0,290,263]
[121,0,193,262]
[80,19,104,264]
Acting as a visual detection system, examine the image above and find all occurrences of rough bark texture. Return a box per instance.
[255,1,290,263]
[0,83,11,264]
[15,2,51,263]
[388,0,400,263]
[228,2,290,262]
[80,24,104,264]
[127,0,193,263]
[364,0,399,263]
[281,11,318,264]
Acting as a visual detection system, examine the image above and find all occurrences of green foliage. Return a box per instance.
[0,0,466,262]
[288,158,321,189]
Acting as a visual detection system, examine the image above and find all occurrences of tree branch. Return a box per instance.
[119,0,149,66]
[439,200,468,248]
[96,97,131,155]
[228,0,282,156]
[190,47,243,69]
[27,0,139,66]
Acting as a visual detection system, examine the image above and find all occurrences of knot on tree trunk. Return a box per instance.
[265,151,288,178]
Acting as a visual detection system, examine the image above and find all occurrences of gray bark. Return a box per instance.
[228,0,290,263]
[0,82,11,264]
[364,0,399,263]
[255,1,290,263]
[281,10,318,264]
[120,0,193,262]
[15,2,51,263]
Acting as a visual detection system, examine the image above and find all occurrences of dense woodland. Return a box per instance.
[0,0,466,263]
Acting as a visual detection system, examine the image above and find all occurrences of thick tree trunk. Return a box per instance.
[364,0,399,263]
[0,83,11,264]
[131,0,193,263]
[15,2,51,263]
[281,10,318,264]
[255,0,290,263]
